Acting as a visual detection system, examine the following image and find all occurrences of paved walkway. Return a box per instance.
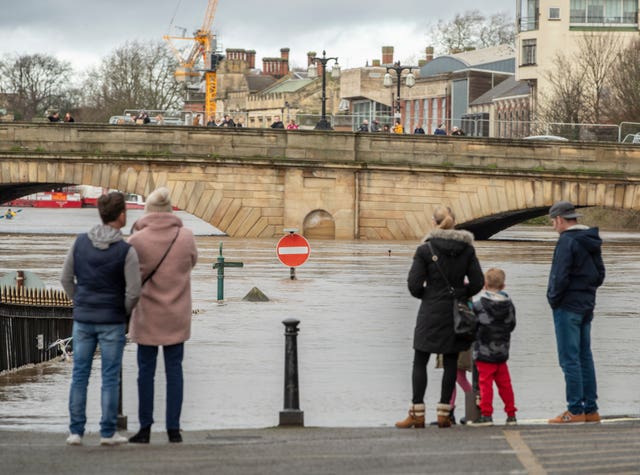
[1,419,639,475]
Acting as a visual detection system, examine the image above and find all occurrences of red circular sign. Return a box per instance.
[276,233,311,267]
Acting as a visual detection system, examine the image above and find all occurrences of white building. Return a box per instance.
[516,0,640,108]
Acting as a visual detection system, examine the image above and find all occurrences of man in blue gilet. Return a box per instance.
[61,191,141,445]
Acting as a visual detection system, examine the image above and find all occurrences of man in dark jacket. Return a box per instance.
[358,119,369,132]
[270,116,285,129]
[547,200,605,424]
[61,192,141,445]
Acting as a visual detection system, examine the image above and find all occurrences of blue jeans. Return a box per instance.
[552,308,598,415]
[136,343,184,430]
[68,322,126,438]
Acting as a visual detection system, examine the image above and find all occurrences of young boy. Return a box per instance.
[468,268,517,426]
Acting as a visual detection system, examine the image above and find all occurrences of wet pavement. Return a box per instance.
[1,420,639,474]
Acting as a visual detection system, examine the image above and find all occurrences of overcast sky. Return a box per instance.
[0,0,515,72]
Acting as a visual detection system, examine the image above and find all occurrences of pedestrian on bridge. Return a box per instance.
[358,120,369,132]
[396,205,484,429]
[127,187,198,444]
[61,192,141,446]
[547,200,605,424]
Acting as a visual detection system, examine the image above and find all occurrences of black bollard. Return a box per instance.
[279,318,304,426]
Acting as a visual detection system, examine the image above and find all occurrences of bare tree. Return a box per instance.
[577,32,622,123]
[431,10,515,54]
[479,13,516,48]
[82,40,183,121]
[538,54,587,135]
[539,32,628,131]
[0,54,73,120]
[603,37,640,124]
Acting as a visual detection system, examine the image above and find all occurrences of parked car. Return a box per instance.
[523,135,569,142]
[108,115,135,125]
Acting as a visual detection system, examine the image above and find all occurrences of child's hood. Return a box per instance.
[478,290,513,321]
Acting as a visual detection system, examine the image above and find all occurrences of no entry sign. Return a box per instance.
[276,233,311,267]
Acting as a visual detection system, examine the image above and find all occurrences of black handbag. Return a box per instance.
[426,242,478,341]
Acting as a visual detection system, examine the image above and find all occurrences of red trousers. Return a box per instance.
[475,360,517,417]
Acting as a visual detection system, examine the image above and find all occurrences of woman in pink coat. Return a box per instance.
[127,187,198,443]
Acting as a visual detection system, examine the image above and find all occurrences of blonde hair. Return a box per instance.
[432,206,456,230]
[484,268,506,290]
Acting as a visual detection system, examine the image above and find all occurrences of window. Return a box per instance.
[549,7,561,19]
[522,39,537,66]
[570,0,638,24]
[520,0,540,31]
[431,99,438,129]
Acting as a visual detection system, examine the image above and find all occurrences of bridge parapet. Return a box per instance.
[2,123,640,175]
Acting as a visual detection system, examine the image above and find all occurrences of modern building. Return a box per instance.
[467,76,532,137]
[516,0,640,111]
[408,45,516,134]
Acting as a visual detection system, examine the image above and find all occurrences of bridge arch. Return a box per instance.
[449,176,640,239]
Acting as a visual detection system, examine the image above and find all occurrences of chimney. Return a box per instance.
[425,46,434,63]
[307,51,317,66]
[372,59,381,67]
[382,46,394,65]
[280,48,290,76]
[262,58,272,75]
[246,50,256,69]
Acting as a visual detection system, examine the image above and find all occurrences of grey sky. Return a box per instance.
[0,1,515,71]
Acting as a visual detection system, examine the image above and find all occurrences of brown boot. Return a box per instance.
[395,403,426,428]
[437,403,452,428]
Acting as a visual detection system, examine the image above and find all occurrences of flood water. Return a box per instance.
[0,209,639,432]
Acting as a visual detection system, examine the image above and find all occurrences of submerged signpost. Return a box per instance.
[212,242,243,302]
[276,229,310,280]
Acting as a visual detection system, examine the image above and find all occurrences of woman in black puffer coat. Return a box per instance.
[396,206,484,429]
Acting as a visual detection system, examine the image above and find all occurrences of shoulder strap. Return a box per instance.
[426,241,455,296]
[142,228,181,286]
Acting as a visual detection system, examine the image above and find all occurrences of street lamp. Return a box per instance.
[310,50,340,130]
[383,62,416,120]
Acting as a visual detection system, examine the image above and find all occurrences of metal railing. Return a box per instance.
[114,110,640,144]
[0,287,73,373]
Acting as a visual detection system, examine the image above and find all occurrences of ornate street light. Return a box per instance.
[383,62,416,119]
[310,50,340,130]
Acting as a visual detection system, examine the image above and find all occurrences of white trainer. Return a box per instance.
[100,433,129,446]
[66,433,83,446]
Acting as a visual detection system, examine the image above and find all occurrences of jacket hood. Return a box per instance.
[87,224,124,250]
[131,212,184,233]
[425,228,474,257]
[479,294,513,321]
[564,226,602,253]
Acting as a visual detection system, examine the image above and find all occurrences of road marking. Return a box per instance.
[504,430,547,475]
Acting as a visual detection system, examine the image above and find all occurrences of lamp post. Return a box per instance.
[310,50,340,130]
[383,61,416,122]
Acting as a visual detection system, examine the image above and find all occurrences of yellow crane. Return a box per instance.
[163,0,223,120]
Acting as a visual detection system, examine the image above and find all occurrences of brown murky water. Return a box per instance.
[1,209,639,431]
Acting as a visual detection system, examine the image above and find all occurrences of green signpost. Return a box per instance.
[212,242,243,302]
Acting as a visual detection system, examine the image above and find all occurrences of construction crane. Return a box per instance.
[163,0,224,120]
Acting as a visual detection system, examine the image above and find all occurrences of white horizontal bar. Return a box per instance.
[278,246,309,255]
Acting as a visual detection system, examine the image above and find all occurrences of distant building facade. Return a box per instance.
[516,0,640,114]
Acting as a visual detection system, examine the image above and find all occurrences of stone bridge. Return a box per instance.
[1,123,640,240]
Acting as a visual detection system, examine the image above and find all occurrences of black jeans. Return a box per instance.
[412,350,458,405]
